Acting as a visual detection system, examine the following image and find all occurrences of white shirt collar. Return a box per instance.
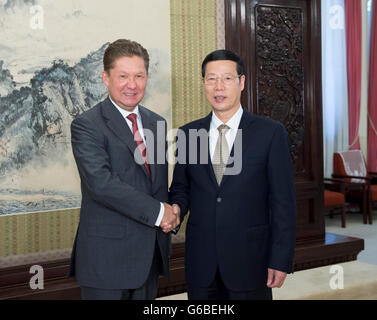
[109,96,141,120]
[210,105,243,131]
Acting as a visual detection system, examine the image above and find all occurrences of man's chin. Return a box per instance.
[118,100,142,111]
[211,103,229,112]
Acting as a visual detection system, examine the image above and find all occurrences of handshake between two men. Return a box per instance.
[160,203,181,233]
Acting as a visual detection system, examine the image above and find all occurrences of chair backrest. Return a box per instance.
[333,150,367,183]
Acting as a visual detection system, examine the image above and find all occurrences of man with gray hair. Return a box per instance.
[69,39,179,300]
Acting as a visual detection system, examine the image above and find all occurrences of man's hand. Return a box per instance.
[160,203,180,233]
[267,268,287,288]
[170,204,181,234]
[172,204,180,218]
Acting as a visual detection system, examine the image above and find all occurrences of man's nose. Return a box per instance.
[214,78,225,90]
[126,77,137,89]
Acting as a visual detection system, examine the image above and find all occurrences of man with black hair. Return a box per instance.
[170,49,296,300]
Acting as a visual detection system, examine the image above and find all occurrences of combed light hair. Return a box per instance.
[103,39,149,73]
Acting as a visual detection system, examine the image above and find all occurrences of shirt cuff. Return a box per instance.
[155,202,165,226]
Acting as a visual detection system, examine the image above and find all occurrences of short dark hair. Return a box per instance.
[103,39,149,73]
[201,49,244,77]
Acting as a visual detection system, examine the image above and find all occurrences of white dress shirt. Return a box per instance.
[209,105,244,161]
[109,97,165,227]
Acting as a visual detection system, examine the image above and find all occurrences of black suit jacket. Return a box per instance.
[170,109,296,291]
[69,97,170,290]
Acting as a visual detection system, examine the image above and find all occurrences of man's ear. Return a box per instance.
[102,70,109,87]
[240,74,246,91]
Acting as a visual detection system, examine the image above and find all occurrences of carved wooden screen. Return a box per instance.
[225,0,325,244]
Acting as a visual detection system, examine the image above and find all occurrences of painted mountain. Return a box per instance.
[0,0,172,215]
[0,43,170,215]
[0,44,111,214]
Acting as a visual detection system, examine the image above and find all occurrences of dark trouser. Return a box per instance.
[81,244,162,300]
[187,268,272,300]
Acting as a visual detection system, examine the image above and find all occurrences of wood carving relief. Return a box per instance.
[254,5,305,171]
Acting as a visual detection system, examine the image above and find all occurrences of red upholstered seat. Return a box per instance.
[324,190,345,207]
[324,187,346,228]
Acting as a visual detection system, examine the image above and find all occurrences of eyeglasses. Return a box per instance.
[203,74,242,86]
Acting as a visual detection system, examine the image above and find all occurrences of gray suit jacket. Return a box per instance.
[68,97,170,290]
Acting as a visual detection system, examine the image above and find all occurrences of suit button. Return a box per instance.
[217,197,222,203]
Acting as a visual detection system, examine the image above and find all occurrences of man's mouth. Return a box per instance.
[214,96,226,103]
[125,93,137,96]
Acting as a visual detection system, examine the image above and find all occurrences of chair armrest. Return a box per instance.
[332,174,372,183]
[324,178,346,193]
[324,178,345,183]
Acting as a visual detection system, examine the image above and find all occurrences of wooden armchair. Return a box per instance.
[324,178,347,228]
[332,150,377,224]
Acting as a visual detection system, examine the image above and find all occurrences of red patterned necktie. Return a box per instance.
[126,113,151,178]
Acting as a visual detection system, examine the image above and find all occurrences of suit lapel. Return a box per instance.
[220,109,256,187]
[198,113,219,188]
[139,106,158,183]
[100,98,151,180]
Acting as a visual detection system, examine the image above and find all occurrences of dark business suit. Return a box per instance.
[68,97,170,298]
[170,109,296,298]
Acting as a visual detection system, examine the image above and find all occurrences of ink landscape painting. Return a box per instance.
[0,0,172,215]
